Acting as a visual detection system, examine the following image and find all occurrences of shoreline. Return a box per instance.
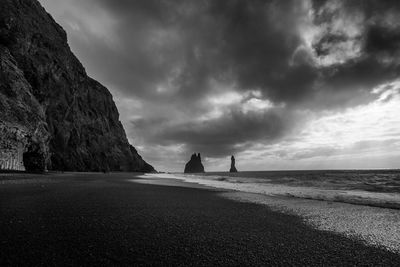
[152,173,400,209]
[133,173,400,254]
[1,172,399,265]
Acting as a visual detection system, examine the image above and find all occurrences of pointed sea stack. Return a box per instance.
[229,155,238,172]
[184,153,205,173]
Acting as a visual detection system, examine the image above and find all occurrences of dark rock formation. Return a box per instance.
[0,45,49,172]
[129,145,155,173]
[229,155,238,173]
[0,0,154,172]
[184,153,205,173]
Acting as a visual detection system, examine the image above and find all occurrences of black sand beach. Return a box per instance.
[1,173,399,266]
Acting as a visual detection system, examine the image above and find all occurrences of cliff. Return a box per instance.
[0,0,154,172]
[184,153,205,173]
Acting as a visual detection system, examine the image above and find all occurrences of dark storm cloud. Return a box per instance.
[83,0,400,104]
[40,0,400,164]
[58,0,320,158]
[74,0,224,101]
[117,0,400,156]
[206,0,318,104]
[132,107,295,157]
[61,0,319,103]
[312,0,400,95]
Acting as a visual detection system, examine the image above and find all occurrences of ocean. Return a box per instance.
[162,170,400,209]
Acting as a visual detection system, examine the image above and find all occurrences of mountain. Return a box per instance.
[0,0,154,172]
[184,153,205,173]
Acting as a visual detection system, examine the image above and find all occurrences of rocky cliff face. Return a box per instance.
[0,45,49,172]
[0,0,154,172]
[184,153,205,173]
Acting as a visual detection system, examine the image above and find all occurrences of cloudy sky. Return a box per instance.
[39,0,400,171]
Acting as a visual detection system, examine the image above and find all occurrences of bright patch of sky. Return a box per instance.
[208,80,400,171]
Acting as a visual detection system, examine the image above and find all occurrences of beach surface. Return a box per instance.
[146,172,400,253]
[1,172,399,266]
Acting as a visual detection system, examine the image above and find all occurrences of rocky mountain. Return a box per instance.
[184,153,205,173]
[0,0,154,172]
[229,155,238,173]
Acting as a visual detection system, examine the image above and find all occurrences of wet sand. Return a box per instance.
[1,172,399,266]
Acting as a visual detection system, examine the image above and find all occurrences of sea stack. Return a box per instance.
[229,155,238,172]
[184,153,205,173]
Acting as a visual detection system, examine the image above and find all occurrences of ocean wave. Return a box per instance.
[148,173,400,210]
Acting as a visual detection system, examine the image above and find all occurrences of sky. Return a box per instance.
[38,0,400,172]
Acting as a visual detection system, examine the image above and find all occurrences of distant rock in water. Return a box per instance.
[230,155,238,172]
[184,153,205,173]
[0,0,154,172]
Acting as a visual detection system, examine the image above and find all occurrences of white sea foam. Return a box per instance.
[142,173,400,209]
